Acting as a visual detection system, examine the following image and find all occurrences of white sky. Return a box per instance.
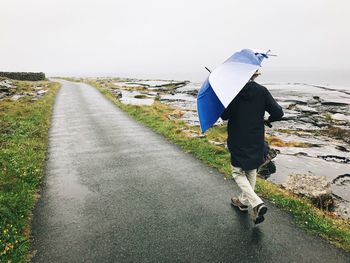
[1,0,350,81]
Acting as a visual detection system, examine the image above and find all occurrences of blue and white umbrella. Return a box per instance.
[197,49,271,133]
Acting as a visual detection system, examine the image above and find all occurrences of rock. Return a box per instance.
[311,119,331,128]
[180,89,198,96]
[0,86,9,92]
[318,155,350,164]
[180,111,200,126]
[287,103,296,110]
[335,145,349,152]
[284,99,308,105]
[0,79,13,89]
[167,115,176,121]
[134,94,149,99]
[294,152,308,157]
[11,94,25,101]
[333,198,350,220]
[208,140,225,147]
[332,174,350,186]
[322,101,348,106]
[295,105,318,114]
[306,96,323,105]
[0,93,7,100]
[111,89,122,98]
[0,80,17,100]
[37,90,47,95]
[282,174,334,210]
[179,128,205,138]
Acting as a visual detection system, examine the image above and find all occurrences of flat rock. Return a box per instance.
[37,90,47,95]
[11,94,25,101]
[0,79,13,89]
[297,104,319,113]
[282,173,334,210]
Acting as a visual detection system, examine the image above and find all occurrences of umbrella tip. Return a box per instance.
[265,50,277,57]
[253,49,277,57]
[204,67,211,73]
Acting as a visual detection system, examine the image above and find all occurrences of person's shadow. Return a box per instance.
[250,225,263,244]
[230,204,264,245]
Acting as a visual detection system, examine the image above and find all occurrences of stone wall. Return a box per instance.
[0,72,45,81]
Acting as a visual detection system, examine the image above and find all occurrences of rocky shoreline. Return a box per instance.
[0,78,49,102]
[88,78,350,219]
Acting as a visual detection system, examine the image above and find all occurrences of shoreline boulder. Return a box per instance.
[282,173,334,210]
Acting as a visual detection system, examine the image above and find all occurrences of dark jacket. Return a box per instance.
[221,81,283,170]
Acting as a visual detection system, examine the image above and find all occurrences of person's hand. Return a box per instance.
[264,119,272,128]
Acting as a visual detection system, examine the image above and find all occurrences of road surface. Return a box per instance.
[31,80,350,262]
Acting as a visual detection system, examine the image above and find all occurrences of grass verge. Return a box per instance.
[82,79,350,252]
[0,80,60,262]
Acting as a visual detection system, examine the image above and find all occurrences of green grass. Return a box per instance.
[0,80,60,262]
[324,112,333,123]
[84,79,350,252]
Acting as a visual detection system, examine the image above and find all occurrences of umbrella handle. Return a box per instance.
[264,120,272,128]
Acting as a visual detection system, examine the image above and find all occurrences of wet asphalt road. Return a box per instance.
[31,80,350,263]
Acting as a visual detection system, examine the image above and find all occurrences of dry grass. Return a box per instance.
[266,136,311,148]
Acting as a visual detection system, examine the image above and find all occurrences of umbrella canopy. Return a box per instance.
[197,49,270,132]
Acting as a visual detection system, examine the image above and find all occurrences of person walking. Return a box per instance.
[221,71,283,224]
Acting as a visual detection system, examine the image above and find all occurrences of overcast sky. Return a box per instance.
[1,0,350,81]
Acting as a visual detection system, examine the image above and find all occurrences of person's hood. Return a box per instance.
[237,81,255,101]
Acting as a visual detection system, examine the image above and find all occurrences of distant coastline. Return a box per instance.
[48,69,350,87]
[260,69,350,87]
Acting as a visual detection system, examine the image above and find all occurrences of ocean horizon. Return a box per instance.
[49,69,350,88]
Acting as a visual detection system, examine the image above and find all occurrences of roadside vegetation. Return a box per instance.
[0,80,60,262]
[76,78,350,252]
